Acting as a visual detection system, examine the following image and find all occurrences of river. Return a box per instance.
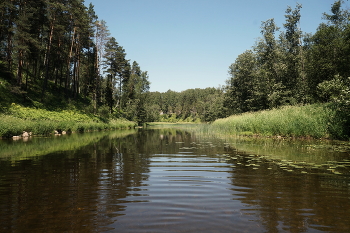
[0,126,350,232]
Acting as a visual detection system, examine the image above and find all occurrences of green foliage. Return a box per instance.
[146,87,225,123]
[317,75,350,139]
[8,103,92,122]
[144,104,161,122]
[120,61,151,124]
[220,1,350,138]
[212,104,341,139]
[0,0,149,127]
[224,1,350,116]
[2,0,350,139]
[0,104,136,138]
[0,116,28,138]
[317,75,350,102]
[98,105,112,119]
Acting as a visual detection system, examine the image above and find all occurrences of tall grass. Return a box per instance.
[211,104,336,139]
[0,104,136,137]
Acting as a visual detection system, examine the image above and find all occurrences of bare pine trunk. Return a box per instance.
[41,16,55,101]
[16,48,23,86]
[65,26,76,93]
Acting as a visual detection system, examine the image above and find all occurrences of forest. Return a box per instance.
[0,0,151,124]
[0,0,350,135]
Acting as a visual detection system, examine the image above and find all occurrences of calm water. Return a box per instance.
[0,127,350,233]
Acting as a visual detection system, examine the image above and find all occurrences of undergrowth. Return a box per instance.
[0,104,136,137]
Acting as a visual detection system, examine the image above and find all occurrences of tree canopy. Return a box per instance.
[224,0,350,115]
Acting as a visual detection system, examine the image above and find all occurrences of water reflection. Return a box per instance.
[0,131,148,232]
[0,128,349,232]
[230,165,350,232]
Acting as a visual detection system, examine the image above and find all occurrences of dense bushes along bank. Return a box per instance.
[211,104,349,140]
[0,104,136,138]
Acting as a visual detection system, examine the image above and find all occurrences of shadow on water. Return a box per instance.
[0,128,192,232]
[0,130,142,232]
[0,127,349,232]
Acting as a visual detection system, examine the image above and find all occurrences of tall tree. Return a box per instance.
[95,20,110,75]
[306,0,350,101]
[103,37,130,111]
[103,37,119,112]
[281,3,306,103]
[122,61,151,122]
[225,50,259,113]
[254,18,282,108]
[0,0,16,71]
[14,0,32,86]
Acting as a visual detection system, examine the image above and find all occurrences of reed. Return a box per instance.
[211,104,336,139]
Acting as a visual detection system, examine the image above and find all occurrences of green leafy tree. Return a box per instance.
[281,3,307,103]
[225,50,259,113]
[306,0,350,101]
[254,18,294,109]
[317,75,350,139]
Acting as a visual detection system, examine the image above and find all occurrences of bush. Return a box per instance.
[0,116,27,137]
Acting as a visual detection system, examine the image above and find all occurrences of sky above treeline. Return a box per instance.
[85,0,349,93]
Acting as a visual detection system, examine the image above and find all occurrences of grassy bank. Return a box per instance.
[0,104,136,138]
[211,104,344,139]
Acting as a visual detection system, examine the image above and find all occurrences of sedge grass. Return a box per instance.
[211,104,336,139]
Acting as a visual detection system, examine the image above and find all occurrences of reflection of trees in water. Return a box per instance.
[229,159,350,233]
[0,131,151,232]
[0,128,228,232]
[3,129,348,232]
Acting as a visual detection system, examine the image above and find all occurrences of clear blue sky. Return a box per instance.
[84,0,348,93]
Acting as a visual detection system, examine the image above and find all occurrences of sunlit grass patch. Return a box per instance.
[211,104,336,139]
[0,104,136,138]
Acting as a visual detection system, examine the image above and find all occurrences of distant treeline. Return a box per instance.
[145,88,226,122]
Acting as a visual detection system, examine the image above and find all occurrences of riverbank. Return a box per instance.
[211,104,348,140]
[0,103,136,138]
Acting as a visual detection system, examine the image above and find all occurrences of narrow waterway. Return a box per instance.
[0,128,349,232]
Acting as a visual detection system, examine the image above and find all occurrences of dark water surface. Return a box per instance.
[0,128,350,233]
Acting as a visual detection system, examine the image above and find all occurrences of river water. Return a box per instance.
[0,127,350,233]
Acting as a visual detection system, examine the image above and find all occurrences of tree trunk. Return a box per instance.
[93,46,98,114]
[76,43,81,95]
[16,48,23,86]
[65,26,76,94]
[41,15,55,101]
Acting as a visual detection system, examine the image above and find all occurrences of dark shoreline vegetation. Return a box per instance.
[1,0,350,140]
